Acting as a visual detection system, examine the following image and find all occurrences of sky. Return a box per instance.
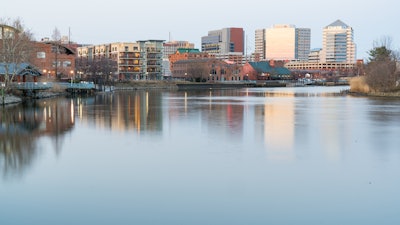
[2,0,400,60]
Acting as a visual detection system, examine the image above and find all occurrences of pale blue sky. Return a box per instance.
[2,0,399,59]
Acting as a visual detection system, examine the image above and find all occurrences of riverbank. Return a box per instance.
[348,90,400,97]
[114,80,181,90]
[1,92,67,106]
[1,95,22,105]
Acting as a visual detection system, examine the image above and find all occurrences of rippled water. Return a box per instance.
[1,86,400,225]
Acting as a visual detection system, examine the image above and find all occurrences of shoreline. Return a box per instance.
[2,83,399,106]
[348,91,400,98]
[1,95,22,105]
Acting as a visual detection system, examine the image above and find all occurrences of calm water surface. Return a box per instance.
[1,86,400,225]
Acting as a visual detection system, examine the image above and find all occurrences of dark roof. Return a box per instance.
[177,48,201,53]
[174,58,223,64]
[42,42,75,55]
[0,63,42,76]
[248,62,291,75]
[326,19,349,28]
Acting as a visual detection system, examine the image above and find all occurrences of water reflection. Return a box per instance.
[2,87,400,224]
[3,87,399,178]
[0,99,74,178]
[73,91,163,134]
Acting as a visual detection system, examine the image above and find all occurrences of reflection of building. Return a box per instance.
[252,97,295,161]
[75,92,163,134]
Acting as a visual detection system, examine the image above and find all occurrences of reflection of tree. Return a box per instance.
[0,98,75,178]
[0,105,38,178]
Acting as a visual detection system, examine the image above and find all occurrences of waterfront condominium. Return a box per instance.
[201,27,244,55]
[261,24,311,61]
[321,20,356,63]
[77,40,164,81]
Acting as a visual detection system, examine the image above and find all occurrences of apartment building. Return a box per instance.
[138,40,164,80]
[77,40,164,80]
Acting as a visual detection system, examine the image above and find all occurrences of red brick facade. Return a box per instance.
[31,42,76,79]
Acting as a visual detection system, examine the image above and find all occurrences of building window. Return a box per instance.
[63,61,72,67]
[37,52,46,59]
[52,61,61,67]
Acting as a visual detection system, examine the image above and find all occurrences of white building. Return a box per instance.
[321,20,356,63]
[260,24,310,61]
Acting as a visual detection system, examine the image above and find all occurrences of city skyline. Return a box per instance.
[2,0,400,60]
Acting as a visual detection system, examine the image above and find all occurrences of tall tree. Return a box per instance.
[0,18,34,104]
[51,27,61,78]
[365,36,400,92]
[187,60,209,82]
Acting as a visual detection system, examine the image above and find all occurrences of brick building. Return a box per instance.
[168,48,213,76]
[172,58,242,82]
[32,41,76,79]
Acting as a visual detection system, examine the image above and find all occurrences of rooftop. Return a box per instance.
[326,19,349,28]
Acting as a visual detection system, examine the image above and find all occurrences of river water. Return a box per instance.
[1,86,400,225]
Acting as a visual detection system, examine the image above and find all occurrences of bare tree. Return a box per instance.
[0,18,34,104]
[365,36,400,92]
[187,60,209,82]
[51,27,61,79]
[87,57,117,84]
[76,57,116,81]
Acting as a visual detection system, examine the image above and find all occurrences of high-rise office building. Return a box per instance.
[255,29,266,60]
[263,24,310,61]
[201,27,244,55]
[321,20,356,63]
[296,28,312,61]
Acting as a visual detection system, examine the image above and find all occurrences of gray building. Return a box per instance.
[201,27,244,55]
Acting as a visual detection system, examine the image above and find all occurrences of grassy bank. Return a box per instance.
[349,77,400,97]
